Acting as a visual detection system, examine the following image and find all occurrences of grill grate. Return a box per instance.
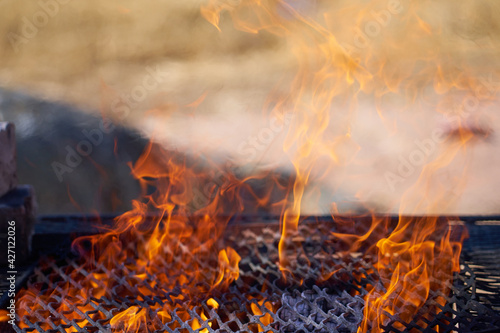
[9,216,500,333]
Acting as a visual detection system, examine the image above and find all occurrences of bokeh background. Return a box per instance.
[1,0,500,215]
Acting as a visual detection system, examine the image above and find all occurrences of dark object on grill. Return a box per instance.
[4,215,500,332]
[0,185,37,266]
[0,122,17,198]
[0,122,37,266]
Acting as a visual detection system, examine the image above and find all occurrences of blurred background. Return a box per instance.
[1,0,500,215]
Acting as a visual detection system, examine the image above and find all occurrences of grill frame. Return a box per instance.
[3,214,500,333]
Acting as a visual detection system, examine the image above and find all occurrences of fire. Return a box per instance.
[12,142,249,332]
[0,310,9,322]
[110,306,146,332]
[250,299,274,332]
[215,247,241,288]
[7,0,496,332]
[202,0,483,331]
[190,297,220,332]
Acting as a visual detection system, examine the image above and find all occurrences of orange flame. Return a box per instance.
[201,0,482,331]
[250,299,274,332]
[10,1,496,332]
[0,310,9,322]
[110,306,147,332]
[13,142,255,332]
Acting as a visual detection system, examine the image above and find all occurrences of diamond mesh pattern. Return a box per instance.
[10,218,500,333]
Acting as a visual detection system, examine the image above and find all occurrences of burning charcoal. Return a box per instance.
[0,122,17,198]
[0,185,37,265]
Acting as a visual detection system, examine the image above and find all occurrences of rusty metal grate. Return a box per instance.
[9,216,500,332]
